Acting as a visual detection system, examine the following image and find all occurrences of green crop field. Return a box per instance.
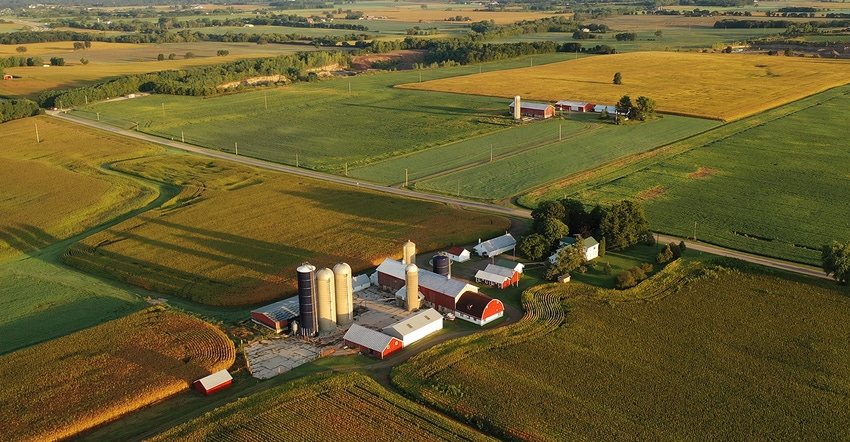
[415,114,718,201]
[148,371,496,442]
[1,307,235,442]
[393,260,850,441]
[64,153,510,306]
[526,85,850,265]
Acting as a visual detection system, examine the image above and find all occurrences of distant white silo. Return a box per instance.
[405,264,420,311]
[316,267,337,334]
[513,95,521,120]
[333,262,353,326]
[403,240,416,265]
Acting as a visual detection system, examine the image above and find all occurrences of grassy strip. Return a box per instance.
[0,307,235,442]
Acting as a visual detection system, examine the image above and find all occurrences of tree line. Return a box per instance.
[0,99,42,124]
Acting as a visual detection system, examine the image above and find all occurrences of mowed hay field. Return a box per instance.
[149,371,497,442]
[527,85,850,265]
[398,52,850,121]
[64,154,510,306]
[0,116,161,261]
[0,307,235,442]
[393,261,850,441]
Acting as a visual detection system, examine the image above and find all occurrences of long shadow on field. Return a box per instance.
[0,224,59,257]
[339,101,486,117]
[0,294,141,356]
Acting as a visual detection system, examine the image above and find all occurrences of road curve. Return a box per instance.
[49,111,832,282]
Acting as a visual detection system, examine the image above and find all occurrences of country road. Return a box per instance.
[48,111,832,282]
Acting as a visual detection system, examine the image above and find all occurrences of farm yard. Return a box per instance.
[63,153,510,306]
[148,371,496,442]
[527,85,850,266]
[393,261,850,441]
[398,52,850,121]
[0,307,235,442]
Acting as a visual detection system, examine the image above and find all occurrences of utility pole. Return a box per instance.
[344,163,348,176]
[96,112,99,121]
[490,144,493,162]
[456,180,460,196]
[264,92,268,110]
[348,81,351,94]
[530,55,533,67]
[161,102,165,121]
[296,153,299,167]
[85,95,88,105]
[234,142,238,155]
[419,72,422,83]
[35,123,39,143]
[693,221,697,242]
[181,131,184,143]
[559,124,562,141]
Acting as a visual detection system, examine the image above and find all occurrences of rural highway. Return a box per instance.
[48,111,832,282]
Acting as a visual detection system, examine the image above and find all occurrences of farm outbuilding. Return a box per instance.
[445,247,471,263]
[509,101,555,119]
[474,264,516,289]
[383,308,443,347]
[376,258,479,312]
[474,233,516,258]
[3,75,12,80]
[344,324,402,359]
[555,100,594,112]
[250,296,300,333]
[352,274,371,292]
[193,369,232,395]
[455,292,505,326]
[496,258,524,275]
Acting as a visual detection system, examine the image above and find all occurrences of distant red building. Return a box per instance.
[509,102,555,119]
[193,369,232,395]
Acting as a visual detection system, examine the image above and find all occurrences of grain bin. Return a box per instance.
[433,254,450,278]
[296,263,318,337]
[403,240,416,265]
[316,268,337,334]
[405,263,420,311]
[333,262,353,326]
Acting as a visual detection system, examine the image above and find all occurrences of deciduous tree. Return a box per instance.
[613,71,622,84]
[822,241,850,284]
[519,233,548,261]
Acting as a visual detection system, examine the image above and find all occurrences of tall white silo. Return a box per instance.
[333,262,353,326]
[513,95,521,120]
[405,263,420,311]
[403,240,416,265]
[316,267,337,334]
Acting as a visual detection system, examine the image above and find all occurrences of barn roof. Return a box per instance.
[195,369,232,390]
[560,235,599,248]
[455,291,498,319]
[496,258,524,273]
[510,102,554,111]
[555,100,590,107]
[483,264,514,278]
[383,308,442,339]
[474,269,510,286]
[474,233,516,255]
[352,274,371,289]
[251,296,300,323]
[446,246,468,257]
[344,324,397,352]
[377,258,476,298]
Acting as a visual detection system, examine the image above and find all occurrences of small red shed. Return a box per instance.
[193,369,232,395]
[3,75,12,80]
[344,323,403,359]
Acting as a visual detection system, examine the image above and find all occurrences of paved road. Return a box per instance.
[48,111,832,282]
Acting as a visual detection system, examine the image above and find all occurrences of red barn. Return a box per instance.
[250,296,299,333]
[509,101,555,119]
[344,323,402,359]
[376,258,478,312]
[474,264,519,289]
[193,369,232,395]
[455,291,505,326]
[555,100,594,112]
[3,75,12,80]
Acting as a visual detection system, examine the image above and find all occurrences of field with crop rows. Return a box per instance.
[526,85,850,265]
[398,52,850,121]
[414,114,717,201]
[0,116,160,261]
[148,371,496,442]
[0,307,235,442]
[64,153,510,306]
[394,260,850,440]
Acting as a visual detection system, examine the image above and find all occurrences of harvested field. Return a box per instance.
[351,49,425,70]
[148,371,496,442]
[398,52,850,121]
[0,307,235,442]
[393,261,850,441]
[64,154,510,306]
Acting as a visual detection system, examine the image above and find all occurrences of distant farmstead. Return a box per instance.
[509,101,555,119]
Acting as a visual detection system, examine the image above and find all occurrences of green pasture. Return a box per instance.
[71,52,574,173]
[349,117,589,185]
[533,85,850,266]
[415,114,719,201]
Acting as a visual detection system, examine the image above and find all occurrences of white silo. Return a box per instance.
[316,267,337,334]
[403,240,416,265]
[333,262,353,326]
[405,263,420,311]
[513,95,521,120]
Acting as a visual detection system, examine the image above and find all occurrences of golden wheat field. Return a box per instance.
[0,307,235,442]
[64,154,510,306]
[0,116,161,260]
[398,52,850,121]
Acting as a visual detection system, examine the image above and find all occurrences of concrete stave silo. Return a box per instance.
[403,240,416,265]
[316,267,337,334]
[513,95,521,120]
[405,263,420,311]
[333,262,354,326]
[296,263,318,337]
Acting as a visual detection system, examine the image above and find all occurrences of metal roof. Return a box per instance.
[509,102,554,111]
[352,274,371,289]
[446,247,469,257]
[383,308,442,338]
[496,259,524,272]
[195,369,232,390]
[455,291,498,319]
[555,100,590,107]
[474,269,510,285]
[483,264,514,278]
[344,323,397,352]
[474,233,516,255]
[560,235,599,248]
[377,258,476,298]
[251,296,300,323]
